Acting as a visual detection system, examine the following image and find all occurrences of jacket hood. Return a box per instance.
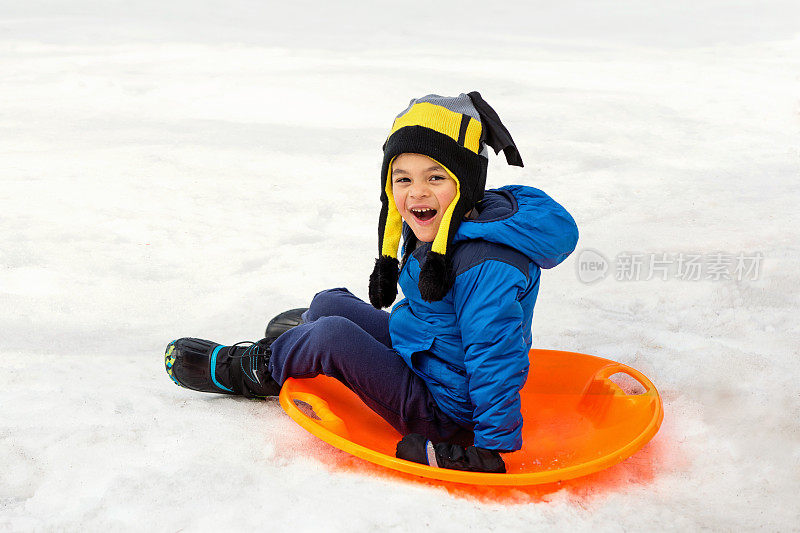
[451,185,579,269]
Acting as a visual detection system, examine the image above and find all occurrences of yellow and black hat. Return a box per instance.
[369,91,524,308]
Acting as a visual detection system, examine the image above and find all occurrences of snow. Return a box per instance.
[1,1,799,530]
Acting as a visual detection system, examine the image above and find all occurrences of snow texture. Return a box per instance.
[1,1,799,530]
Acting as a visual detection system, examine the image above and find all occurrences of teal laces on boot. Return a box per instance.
[227,338,281,398]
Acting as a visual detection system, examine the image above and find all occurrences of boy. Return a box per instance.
[165,92,578,473]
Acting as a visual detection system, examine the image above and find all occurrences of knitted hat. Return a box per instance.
[369,91,524,308]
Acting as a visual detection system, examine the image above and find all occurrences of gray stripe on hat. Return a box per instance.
[395,93,481,122]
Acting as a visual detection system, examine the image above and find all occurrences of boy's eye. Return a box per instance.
[429,175,446,181]
[393,177,410,183]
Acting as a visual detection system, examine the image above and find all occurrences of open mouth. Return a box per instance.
[410,207,437,222]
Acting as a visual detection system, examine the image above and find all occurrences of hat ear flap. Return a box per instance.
[369,255,399,308]
[418,160,463,302]
[370,161,403,309]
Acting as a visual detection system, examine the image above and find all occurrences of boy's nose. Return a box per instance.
[409,184,430,198]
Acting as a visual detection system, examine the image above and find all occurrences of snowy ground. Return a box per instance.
[2,1,799,530]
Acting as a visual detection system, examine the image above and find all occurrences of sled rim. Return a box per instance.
[279,349,663,486]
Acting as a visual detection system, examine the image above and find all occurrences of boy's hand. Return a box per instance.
[395,433,506,473]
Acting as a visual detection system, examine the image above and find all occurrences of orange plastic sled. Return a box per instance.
[279,349,663,486]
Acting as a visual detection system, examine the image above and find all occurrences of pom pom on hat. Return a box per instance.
[369,255,399,309]
[418,251,453,302]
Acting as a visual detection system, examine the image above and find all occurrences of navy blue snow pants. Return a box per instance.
[267,288,472,445]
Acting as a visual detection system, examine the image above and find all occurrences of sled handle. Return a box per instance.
[592,363,657,396]
[291,392,350,437]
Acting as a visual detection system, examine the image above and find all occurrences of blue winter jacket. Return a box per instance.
[388,185,579,451]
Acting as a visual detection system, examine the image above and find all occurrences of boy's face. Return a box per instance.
[391,153,457,243]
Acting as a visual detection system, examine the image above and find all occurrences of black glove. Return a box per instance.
[395,433,506,473]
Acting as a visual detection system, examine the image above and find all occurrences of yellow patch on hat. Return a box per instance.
[390,102,482,154]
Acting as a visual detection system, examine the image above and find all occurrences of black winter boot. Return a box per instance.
[165,337,281,398]
[264,307,308,338]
